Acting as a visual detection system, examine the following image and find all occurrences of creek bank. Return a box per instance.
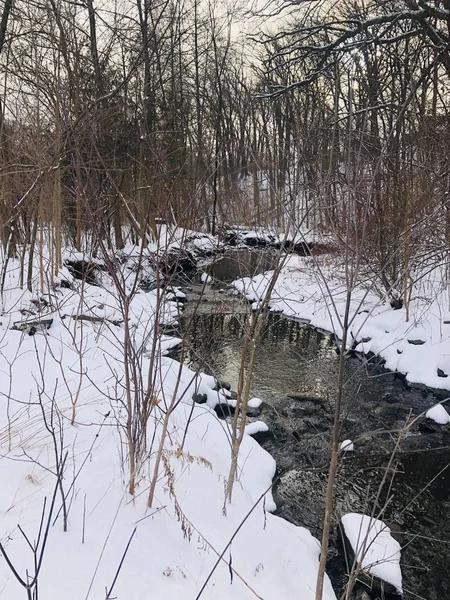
[234,253,450,393]
[218,225,316,255]
[173,249,450,600]
[180,312,450,600]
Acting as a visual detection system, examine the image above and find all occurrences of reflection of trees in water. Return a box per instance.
[181,312,339,390]
[180,311,424,416]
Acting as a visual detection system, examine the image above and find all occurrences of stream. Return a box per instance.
[174,250,450,600]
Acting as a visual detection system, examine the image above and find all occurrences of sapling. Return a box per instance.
[0,454,67,600]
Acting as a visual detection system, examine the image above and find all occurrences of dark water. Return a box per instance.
[200,249,281,283]
[174,250,281,316]
[176,251,450,600]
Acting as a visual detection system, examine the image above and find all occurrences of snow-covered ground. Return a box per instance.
[0,250,336,599]
[234,254,450,393]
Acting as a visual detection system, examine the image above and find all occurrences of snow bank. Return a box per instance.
[245,421,269,435]
[248,397,263,408]
[222,225,322,247]
[341,513,402,594]
[158,224,218,255]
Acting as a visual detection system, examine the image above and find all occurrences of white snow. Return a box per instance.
[201,272,213,284]
[160,335,182,355]
[248,397,263,408]
[171,286,186,299]
[245,421,269,435]
[0,246,336,600]
[425,403,450,424]
[340,439,354,452]
[341,513,403,594]
[157,224,218,255]
[223,225,323,247]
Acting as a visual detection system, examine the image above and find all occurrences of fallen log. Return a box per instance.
[71,314,123,327]
[12,317,53,334]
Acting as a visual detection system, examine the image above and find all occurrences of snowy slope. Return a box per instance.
[0,253,336,600]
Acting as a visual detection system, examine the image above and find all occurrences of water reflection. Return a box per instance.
[205,250,281,283]
[181,312,339,398]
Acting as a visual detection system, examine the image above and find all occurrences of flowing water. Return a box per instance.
[175,250,450,600]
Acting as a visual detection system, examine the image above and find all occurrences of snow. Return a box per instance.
[201,272,213,284]
[233,254,450,393]
[157,224,218,255]
[169,286,187,300]
[0,246,336,600]
[341,513,403,594]
[160,335,183,355]
[340,439,354,452]
[426,403,450,424]
[245,421,269,435]
[222,224,324,247]
[248,397,263,408]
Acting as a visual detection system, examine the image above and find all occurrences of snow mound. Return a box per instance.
[248,397,263,408]
[341,513,402,594]
[426,403,450,424]
[340,439,354,452]
[245,421,269,436]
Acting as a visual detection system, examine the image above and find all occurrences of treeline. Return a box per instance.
[1,0,450,296]
[0,0,296,264]
[259,0,450,296]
